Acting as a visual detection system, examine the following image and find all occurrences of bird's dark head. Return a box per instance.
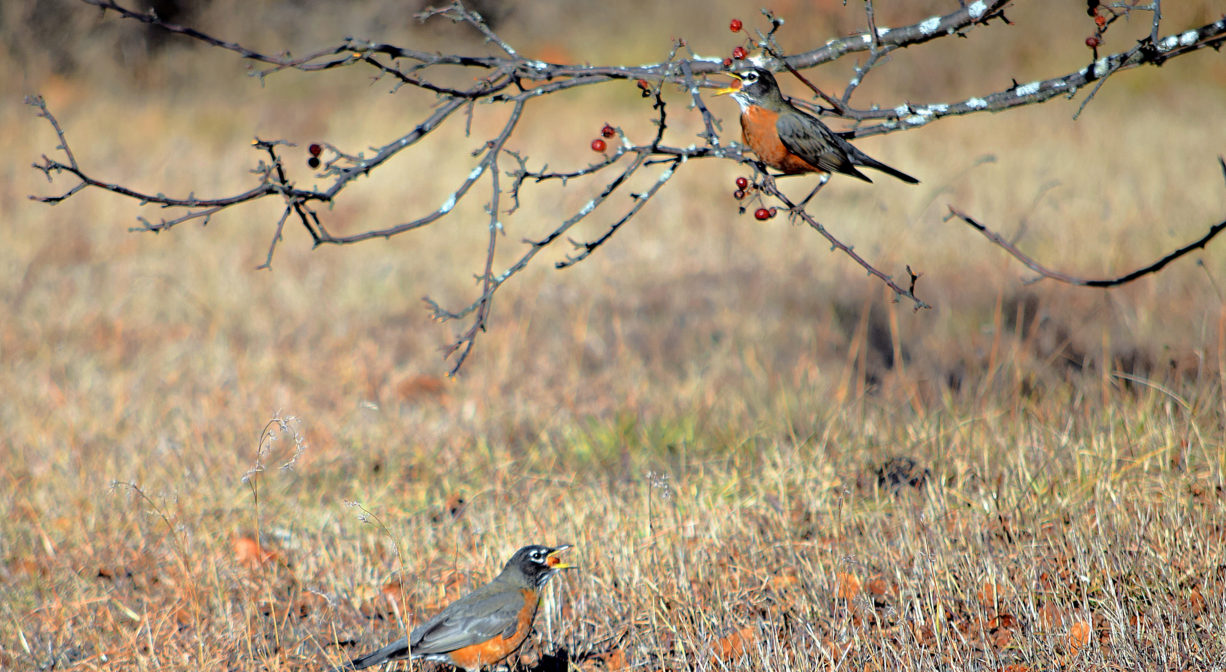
[715,67,783,111]
[502,544,575,588]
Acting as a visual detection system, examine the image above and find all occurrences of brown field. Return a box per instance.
[4,1,1226,670]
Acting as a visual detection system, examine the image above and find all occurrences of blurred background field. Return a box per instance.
[4,1,1226,670]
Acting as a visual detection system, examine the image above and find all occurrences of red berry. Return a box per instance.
[723,57,733,68]
[1085,35,1100,48]
[733,189,746,200]
[730,18,743,32]
[307,156,321,169]
[601,124,615,138]
[1094,14,1106,27]
[754,207,770,220]
[637,79,649,90]
[308,143,322,156]
[732,46,748,60]
[591,138,607,152]
[735,176,749,190]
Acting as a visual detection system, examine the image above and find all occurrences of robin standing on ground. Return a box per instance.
[715,67,919,185]
[334,545,574,672]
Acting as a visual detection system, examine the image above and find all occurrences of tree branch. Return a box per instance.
[947,160,1226,289]
[29,0,1225,371]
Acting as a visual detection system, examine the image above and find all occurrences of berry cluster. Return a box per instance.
[1085,1,1110,50]
[590,123,617,153]
[723,18,748,68]
[730,175,777,220]
[307,142,322,168]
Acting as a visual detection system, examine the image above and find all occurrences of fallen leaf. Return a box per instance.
[233,535,279,568]
[836,571,861,600]
[713,625,755,662]
[396,374,448,402]
[866,574,889,596]
[439,492,467,521]
[1188,585,1206,616]
[1068,620,1091,653]
[977,580,999,606]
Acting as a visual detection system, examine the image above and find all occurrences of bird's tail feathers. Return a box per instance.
[847,146,919,184]
[334,639,414,671]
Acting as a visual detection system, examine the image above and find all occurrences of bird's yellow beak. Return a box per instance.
[546,545,575,570]
[714,73,743,96]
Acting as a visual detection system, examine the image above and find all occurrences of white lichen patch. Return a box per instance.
[1015,81,1041,96]
[919,16,941,35]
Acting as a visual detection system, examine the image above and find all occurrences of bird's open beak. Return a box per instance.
[546,545,575,570]
[714,73,743,96]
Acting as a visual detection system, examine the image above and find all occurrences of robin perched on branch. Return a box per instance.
[715,67,918,186]
[334,545,575,672]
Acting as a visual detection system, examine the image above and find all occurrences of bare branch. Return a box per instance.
[757,175,929,310]
[947,206,1226,288]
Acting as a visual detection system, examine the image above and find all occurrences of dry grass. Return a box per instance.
[4,1,1226,670]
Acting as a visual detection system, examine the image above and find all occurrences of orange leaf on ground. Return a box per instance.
[1038,602,1064,628]
[381,579,403,600]
[713,626,755,662]
[233,535,279,568]
[1188,586,1206,616]
[580,649,627,672]
[396,373,448,402]
[836,572,861,600]
[977,580,999,606]
[990,626,1013,648]
[443,492,467,519]
[1068,620,1091,653]
[866,574,888,596]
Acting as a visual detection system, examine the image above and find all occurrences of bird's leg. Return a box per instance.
[797,173,832,208]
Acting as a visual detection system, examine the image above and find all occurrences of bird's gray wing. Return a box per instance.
[775,110,871,182]
[409,587,529,654]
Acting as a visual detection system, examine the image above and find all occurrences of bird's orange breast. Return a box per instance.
[443,588,538,670]
[740,106,823,175]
